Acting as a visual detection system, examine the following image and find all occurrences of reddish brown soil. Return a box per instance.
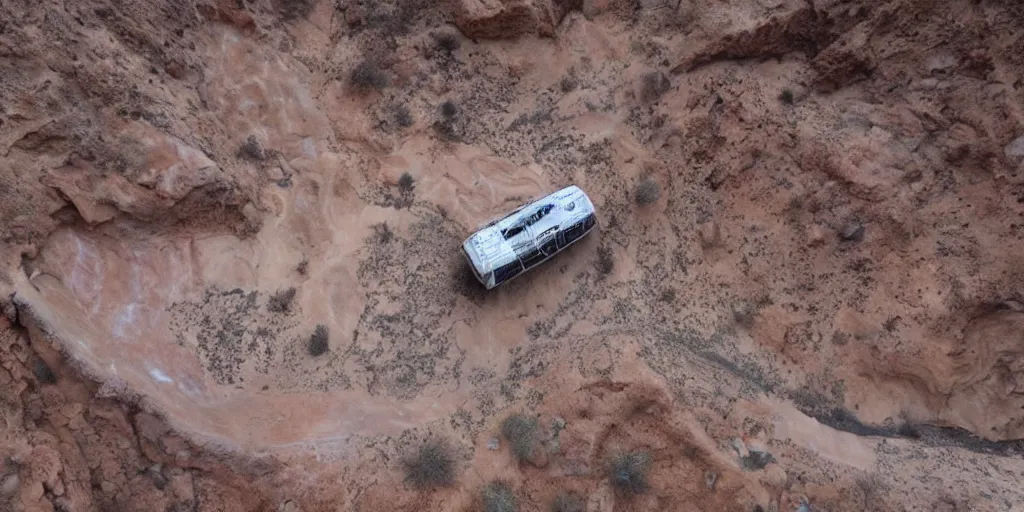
[2,0,1024,511]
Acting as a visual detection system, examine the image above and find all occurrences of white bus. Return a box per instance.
[462,185,598,289]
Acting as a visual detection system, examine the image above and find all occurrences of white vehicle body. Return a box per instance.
[462,185,598,289]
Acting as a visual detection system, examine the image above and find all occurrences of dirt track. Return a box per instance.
[3,0,1024,510]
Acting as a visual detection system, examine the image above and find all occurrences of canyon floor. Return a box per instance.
[2,0,1024,511]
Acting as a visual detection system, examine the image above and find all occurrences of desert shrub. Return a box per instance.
[608,451,651,495]
[500,413,539,462]
[434,32,461,53]
[308,324,329,356]
[595,246,614,277]
[373,222,394,244]
[640,71,670,102]
[440,100,458,119]
[634,178,660,205]
[560,75,578,93]
[398,172,415,193]
[275,0,315,20]
[551,492,584,512]
[33,359,57,385]
[237,135,264,160]
[481,481,517,512]
[350,59,388,92]
[394,105,413,127]
[297,258,309,275]
[779,88,794,104]
[404,439,456,489]
[267,287,296,313]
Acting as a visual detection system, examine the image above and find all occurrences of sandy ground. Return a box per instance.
[2,0,1024,510]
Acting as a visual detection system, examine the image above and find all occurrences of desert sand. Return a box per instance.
[2,0,1024,510]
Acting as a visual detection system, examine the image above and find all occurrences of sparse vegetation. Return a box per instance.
[267,287,296,313]
[640,71,670,103]
[373,222,394,244]
[308,324,329,356]
[434,32,461,53]
[779,88,795,104]
[297,258,309,275]
[350,59,389,92]
[33,359,56,385]
[608,451,651,495]
[275,0,315,20]
[440,100,458,119]
[551,492,584,512]
[394,105,413,128]
[595,246,614,277]
[500,413,539,462]
[634,178,660,205]
[237,135,264,161]
[481,481,517,512]
[403,439,456,489]
[560,75,578,93]
[398,172,415,193]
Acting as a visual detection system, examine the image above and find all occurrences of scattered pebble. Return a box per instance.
[487,437,500,451]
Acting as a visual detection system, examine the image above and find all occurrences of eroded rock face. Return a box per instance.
[3,0,1024,510]
[450,0,581,39]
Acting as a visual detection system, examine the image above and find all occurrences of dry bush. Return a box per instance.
[398,172,415,193]
[404,439,456,489]
[481,481,517,512]
[595,246,614,277]
[33,359,57,385]
[551,492,584,512]
[634,178,660,205]
[350,59,389,92]
[394,105,413,127]
[237,135,264,161]
[640,71,670,102]
[500,413,539,462]
[267,287,296,313]
[308,324,329,356]
[373,223,394,244]
[440,100,458,119]
[779,88,795,104]
[275,0,315,20]
[434,32,461,53]
[608,451,651,495]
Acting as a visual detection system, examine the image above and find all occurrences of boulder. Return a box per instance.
[451,0,581,39]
